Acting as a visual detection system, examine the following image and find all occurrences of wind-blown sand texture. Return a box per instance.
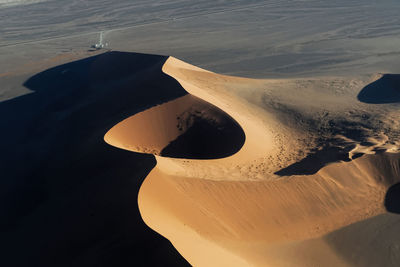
[105,55,400,266]
[2,51,400,266]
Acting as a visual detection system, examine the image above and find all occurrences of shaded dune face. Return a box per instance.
[1,51,192,267]
[105,94,245,159]
[358,74,400,104]
[385,182,400,213]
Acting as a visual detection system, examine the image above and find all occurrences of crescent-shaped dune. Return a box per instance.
[105,56,400,266]
[104,94,245,159]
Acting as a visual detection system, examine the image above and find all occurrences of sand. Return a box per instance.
[2,50,400,266]
[106,55,400,266]
[2,2,400,266]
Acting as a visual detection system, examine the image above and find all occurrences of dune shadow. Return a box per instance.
[385,183,400,213]
[275,116,377,176]
[358,74,400,104]
[105,91,245,160]
[0,51,189,266]
[275,145,352,176]
[160,107,245,159]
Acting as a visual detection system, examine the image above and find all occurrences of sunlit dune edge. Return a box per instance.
[105,56,400,266]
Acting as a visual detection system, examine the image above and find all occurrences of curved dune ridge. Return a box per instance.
[105,94,245,159]
[105,56,400,266]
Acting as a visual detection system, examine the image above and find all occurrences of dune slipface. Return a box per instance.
[105,56,400,266]
[105,94,245,159]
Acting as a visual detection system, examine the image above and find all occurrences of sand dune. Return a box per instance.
[1,49,399,266]
[104,55,400,266]
[105,94,245,159]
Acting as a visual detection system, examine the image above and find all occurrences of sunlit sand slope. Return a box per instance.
[106,57,400,266]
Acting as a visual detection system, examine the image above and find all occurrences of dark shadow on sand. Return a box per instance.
[0,51,189,267]
[275,116,377,176]
[161,105,245,159]
[385,183,400,214]
[358,74,400,104]
[275,145,353,176]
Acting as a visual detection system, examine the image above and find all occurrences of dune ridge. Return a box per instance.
[105,56,400,266]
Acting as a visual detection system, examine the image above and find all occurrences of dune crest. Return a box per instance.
[105,56,400,266]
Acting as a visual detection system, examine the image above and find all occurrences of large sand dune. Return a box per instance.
[105,55,400,266]
[2,2,400,267]
[2,50,400,266]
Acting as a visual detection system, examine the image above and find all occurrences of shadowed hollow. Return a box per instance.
[105,94,245,159]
